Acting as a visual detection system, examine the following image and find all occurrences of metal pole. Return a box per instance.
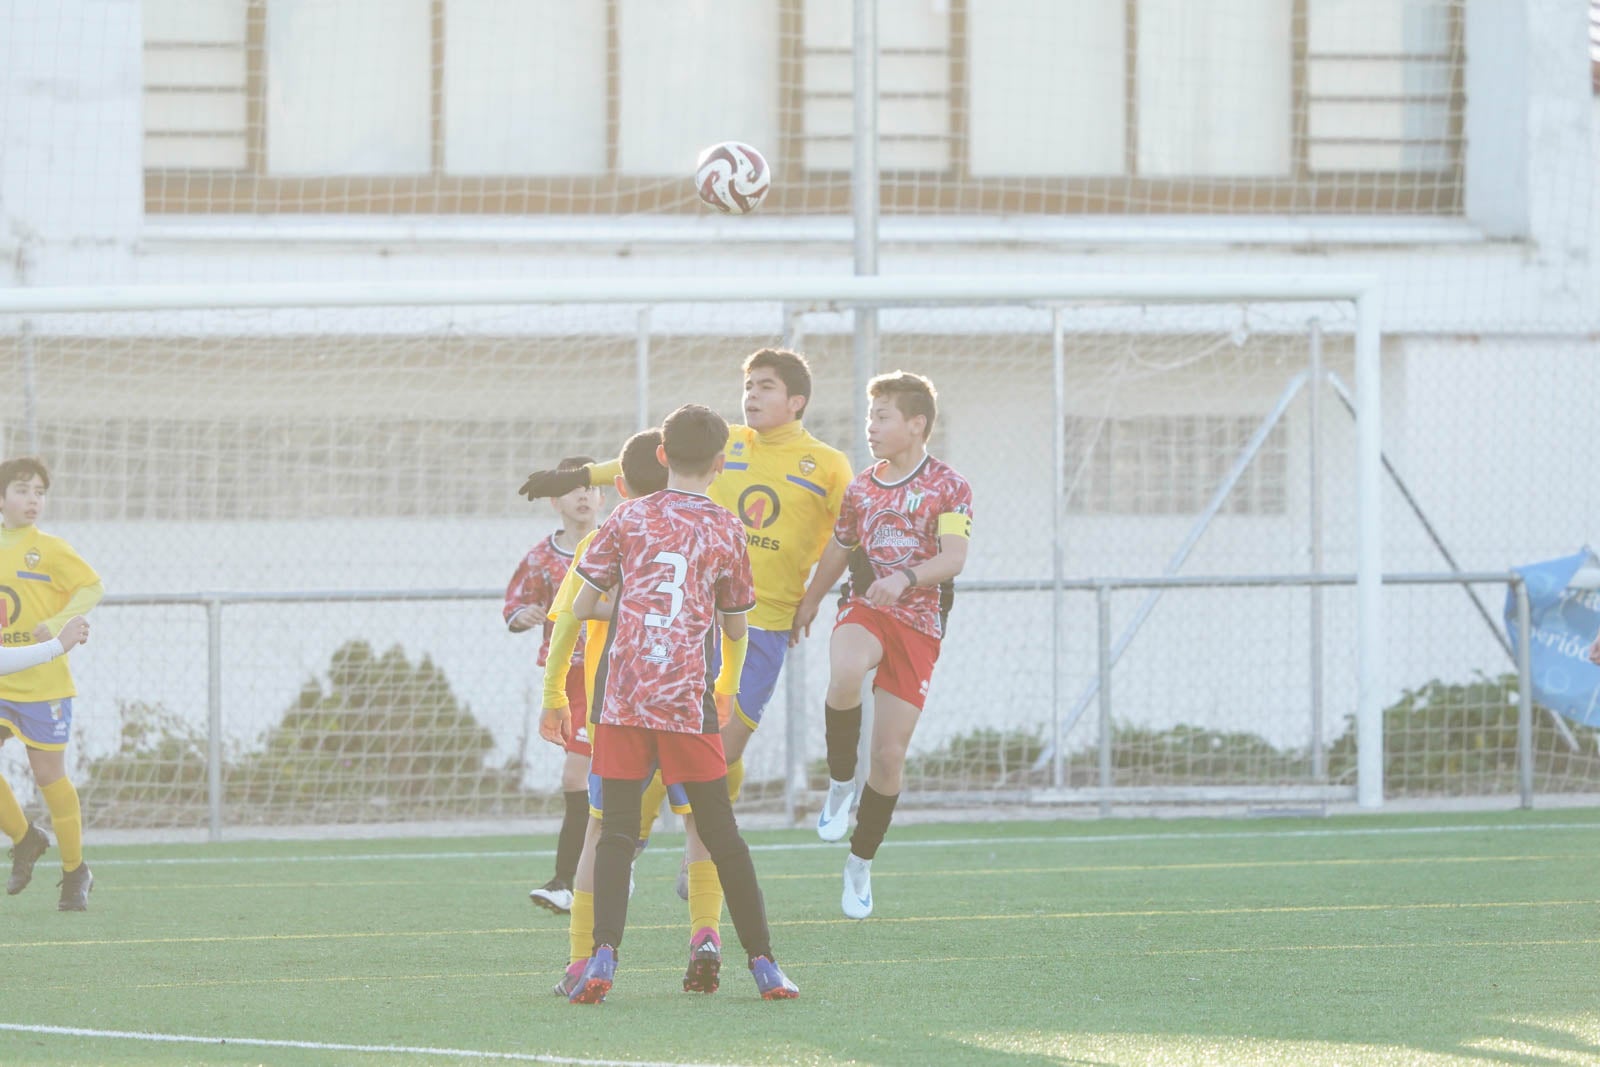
[1051,308,1067,789]
[1514,578,1534,809]
[1354,289,1385,809]
[781,307,806,825]
[1096,583,1113,817]
[1326,370,1578,752]
[785,641,807,825]
[635,307,651,430]
[206,598,224,842]
[1308,319,1325,779]
[851,0,879,471]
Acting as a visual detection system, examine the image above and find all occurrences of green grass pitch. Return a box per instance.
[2,809,1597,1066]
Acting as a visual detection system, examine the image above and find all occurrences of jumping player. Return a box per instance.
[791,372,972,920]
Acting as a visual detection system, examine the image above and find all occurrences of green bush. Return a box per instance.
[226,640,536,819]
[80,700,211,815]
[1326,671,1600,795]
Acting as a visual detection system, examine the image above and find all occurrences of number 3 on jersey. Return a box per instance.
[643,551,688,628]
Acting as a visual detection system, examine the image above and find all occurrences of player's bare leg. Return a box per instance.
[817,623,883,841]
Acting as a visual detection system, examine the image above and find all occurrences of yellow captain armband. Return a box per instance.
[937,510,972,539]
[715,629,748,696]
[588,458,622,487]
[542,611,582,708]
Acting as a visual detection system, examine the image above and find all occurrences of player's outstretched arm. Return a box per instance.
[792,539,853,646]
[517,459,623,501]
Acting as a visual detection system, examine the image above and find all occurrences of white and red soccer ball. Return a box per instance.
[694,141,771,215]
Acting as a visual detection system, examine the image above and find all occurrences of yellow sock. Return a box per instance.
[687,859,723,936]
[725,758,745,803]
[0,775,26,844]
[568,890,594,964]
[638,772,668,844]
[40,778,82,871]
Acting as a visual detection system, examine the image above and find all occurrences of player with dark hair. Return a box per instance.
[0,455,105,911]
[792,372,973,919]
[507,455,603,914]
[519,349,851,893]
[564,404,799,1003]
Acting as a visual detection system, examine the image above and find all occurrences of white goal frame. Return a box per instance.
[0,272,1388,810]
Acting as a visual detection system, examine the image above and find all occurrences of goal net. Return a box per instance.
[6,278,1528,835]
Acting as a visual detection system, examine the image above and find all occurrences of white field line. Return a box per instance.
[87,819,1600,868]
[0,1023,749,1067]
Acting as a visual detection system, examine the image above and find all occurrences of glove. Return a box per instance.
[518,466,588,501]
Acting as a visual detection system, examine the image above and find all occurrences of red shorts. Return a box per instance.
[563,668,591,757]
[837,602,942,710]
[590,723,726,785]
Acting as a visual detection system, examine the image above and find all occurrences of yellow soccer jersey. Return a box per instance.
[0,526,100,702]
[711,422,852,631]
[546,530,606,702]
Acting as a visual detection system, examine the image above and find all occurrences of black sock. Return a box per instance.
[849,785,899,861]
[681,778,772,961]
[553,789,588,886]
[824,704,862,782]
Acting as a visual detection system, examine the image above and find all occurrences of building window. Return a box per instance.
[143,0,1465,215]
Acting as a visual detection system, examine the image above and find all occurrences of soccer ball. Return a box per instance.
[694,141,771,215]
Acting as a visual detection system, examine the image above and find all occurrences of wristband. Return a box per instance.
[898,566,918,588]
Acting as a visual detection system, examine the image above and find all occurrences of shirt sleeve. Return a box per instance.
[937,478,974,540]
[503,553,538,623]
[51,540,99,596]
[716,525,758,614]
[576,514,623,591]
[833,481,861,548]
[825,450,853,522]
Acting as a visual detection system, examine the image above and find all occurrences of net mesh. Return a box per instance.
[140,0,1468,217]
[4,296,1591,832]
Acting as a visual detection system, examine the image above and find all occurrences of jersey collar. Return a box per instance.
[754,420,806,447]
[870,453,931,488]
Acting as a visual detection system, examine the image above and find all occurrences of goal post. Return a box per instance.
[0,274,1387,835]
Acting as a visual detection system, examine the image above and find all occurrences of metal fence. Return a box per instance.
[60,568,1599,842]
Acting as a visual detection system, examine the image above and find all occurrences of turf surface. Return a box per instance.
[2,808,1597,1066]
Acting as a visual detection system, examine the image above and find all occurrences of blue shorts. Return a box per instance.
[588,768,689,819]
[0,697,74,750]
[708,627,790,730]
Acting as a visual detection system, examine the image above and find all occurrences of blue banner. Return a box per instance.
[1504,547,1600,728]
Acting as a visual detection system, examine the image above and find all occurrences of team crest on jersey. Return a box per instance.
[24,549,40,569]
[799,454,816,475]
[731,440,746,456]
[904,489,925,514]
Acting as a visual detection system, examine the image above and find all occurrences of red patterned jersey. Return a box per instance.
[578,490,756,734]
[834,454,973,640]
[503,532,583,667]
